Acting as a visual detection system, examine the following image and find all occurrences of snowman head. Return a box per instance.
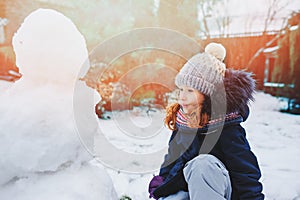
[12,8,89,86]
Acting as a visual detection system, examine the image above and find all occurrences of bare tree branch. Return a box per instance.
[264,0,291,32]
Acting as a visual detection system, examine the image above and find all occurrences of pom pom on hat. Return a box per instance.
[205,42,226,62]
[175,42,227,96]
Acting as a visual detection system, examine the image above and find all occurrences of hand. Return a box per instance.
[148,175,164,199]
[152,171,188,198]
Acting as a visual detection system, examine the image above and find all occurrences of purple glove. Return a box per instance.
[148,175,164,199]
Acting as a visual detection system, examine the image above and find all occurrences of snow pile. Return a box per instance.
[0,8,116,200]
[0,164,116,200]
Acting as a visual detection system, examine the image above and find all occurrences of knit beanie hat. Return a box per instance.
[175,43,226,96]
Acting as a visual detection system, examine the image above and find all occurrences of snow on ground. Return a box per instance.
[94,92,300,200]
[0,163,116,200]
[0,80,13,91]
[244,92,300,200]
[2,75,299,200]
[93,108,170,199]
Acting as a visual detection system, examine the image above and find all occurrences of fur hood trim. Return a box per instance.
[213,69,255,121]
[224,69,255,119]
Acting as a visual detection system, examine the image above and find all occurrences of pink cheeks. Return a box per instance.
[177,86,204,115]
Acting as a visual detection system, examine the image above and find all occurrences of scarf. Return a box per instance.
[175,107,240,128]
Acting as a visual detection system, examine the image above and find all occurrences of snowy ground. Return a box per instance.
[94,92,300,200]
[1,81,300,200]
[244,92,300,200]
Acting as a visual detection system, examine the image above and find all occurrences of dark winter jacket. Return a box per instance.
[153,69,264,200]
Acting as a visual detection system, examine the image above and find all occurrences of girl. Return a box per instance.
[148,43,264,200]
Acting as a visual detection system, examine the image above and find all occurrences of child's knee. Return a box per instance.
[183,154,231,198]
[186,154,220,169]
[183,154,228,181]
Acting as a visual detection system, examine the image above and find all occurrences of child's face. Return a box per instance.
[177,86,205,115]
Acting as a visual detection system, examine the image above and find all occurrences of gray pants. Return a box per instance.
[159,154,231,200]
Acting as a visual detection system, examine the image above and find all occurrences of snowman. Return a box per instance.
[0,8,117,200]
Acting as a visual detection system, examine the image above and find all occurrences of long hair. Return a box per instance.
[164,95,211,130]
